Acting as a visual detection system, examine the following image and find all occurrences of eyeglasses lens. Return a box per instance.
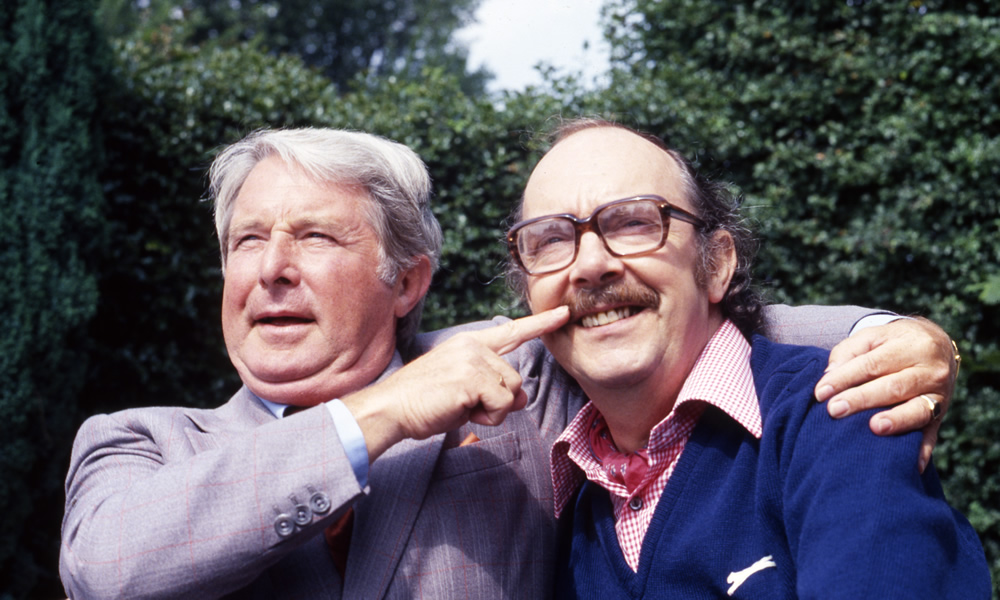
[515,200,665,274]
[516,219,576,274]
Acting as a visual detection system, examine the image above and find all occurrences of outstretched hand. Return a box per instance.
[813,317,958,472]
[342,306,571,462]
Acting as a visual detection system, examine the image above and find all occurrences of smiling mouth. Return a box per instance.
[579,307,642,328]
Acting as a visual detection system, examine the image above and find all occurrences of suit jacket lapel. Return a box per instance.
[341,348,442,598]
[183,386,274,453]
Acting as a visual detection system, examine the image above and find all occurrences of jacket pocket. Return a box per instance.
[432,432,521,480]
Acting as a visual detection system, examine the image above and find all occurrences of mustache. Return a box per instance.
[563,281,660,321]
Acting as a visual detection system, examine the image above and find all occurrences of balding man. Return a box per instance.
[499,119,985,597]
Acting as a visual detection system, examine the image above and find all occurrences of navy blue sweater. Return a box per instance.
[556,337,990,598]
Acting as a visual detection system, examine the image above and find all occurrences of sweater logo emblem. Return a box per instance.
[727,555,776,596]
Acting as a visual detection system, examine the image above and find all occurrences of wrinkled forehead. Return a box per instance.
[522,127,689,220]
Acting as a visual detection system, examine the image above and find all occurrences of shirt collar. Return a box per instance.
[256,394,288,419]
[550,320,760,515]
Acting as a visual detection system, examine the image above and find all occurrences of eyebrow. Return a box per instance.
[226,219,265,243]
[228,215,360,249]
[229,215,343,232]
[290,216,343,230]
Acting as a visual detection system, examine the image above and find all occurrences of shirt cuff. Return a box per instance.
[850,312,905,336]
[325,399,370,488]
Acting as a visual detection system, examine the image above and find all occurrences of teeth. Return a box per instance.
[581,307,635,328]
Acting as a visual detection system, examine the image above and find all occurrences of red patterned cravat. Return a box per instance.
[587,413,650,494]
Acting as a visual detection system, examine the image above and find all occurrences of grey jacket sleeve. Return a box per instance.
[763,304,895,350]
[59,403,360,600]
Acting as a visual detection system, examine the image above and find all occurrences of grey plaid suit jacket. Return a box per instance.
[60,305,874,599]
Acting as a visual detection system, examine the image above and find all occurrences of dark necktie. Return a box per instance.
[325,508,354,577]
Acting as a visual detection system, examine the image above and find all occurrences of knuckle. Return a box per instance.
[859,352,882,379]
[929,360,952,387]
[884,377,909,405]
[850,388,872,409]
[504,370,523,390]
[446,332,478,352]
[497,319,520,341]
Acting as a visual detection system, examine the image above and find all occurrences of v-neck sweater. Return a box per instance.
[554,336,990,599]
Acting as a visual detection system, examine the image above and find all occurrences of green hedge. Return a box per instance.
[0,0,108,596]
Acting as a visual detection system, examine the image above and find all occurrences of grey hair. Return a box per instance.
[208,128,442,347]
[505,118,765,338]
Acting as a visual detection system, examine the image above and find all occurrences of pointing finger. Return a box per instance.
[473,306,570,356]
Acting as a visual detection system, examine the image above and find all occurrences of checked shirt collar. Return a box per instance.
[550,320,762,571]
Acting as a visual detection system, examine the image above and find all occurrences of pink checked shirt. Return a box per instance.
[550,320,762,572]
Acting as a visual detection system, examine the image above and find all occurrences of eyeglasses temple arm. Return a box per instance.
[668,207,709,231]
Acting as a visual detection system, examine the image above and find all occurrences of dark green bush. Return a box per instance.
[0,0,108,596]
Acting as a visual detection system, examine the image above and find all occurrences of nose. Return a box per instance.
[567,231,624,287]
[259,235,300,288]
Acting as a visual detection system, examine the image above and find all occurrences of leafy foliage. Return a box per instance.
[95,0,491,92]
[0,0,108,596]
[598,0,1000,590]
[331,76,584,330]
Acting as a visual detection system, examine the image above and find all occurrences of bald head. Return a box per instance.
[523,126,693,222]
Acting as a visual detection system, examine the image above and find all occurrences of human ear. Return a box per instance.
[708,231,736,305]
[393,255,433,318]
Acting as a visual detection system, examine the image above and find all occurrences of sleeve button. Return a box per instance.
[292,503,312,526]
[274,514,296,537]
[310,491,331,514]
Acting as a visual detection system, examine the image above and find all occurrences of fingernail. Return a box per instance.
[828,400,849,418]
[875,417,892,435]
[816,384,834,402]
[823,361,840,374]
[918,457,928,473]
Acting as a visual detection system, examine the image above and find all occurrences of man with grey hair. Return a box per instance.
[60,127,960,599]
[60,127,572,599]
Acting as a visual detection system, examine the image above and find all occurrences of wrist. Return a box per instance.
[340,387,407,463]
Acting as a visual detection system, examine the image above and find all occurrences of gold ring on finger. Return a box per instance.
[920,394,943,421]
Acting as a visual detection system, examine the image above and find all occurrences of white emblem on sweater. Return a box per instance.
[726,555,777,596]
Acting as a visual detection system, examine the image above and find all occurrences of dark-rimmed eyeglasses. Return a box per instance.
[506,195,707,275]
